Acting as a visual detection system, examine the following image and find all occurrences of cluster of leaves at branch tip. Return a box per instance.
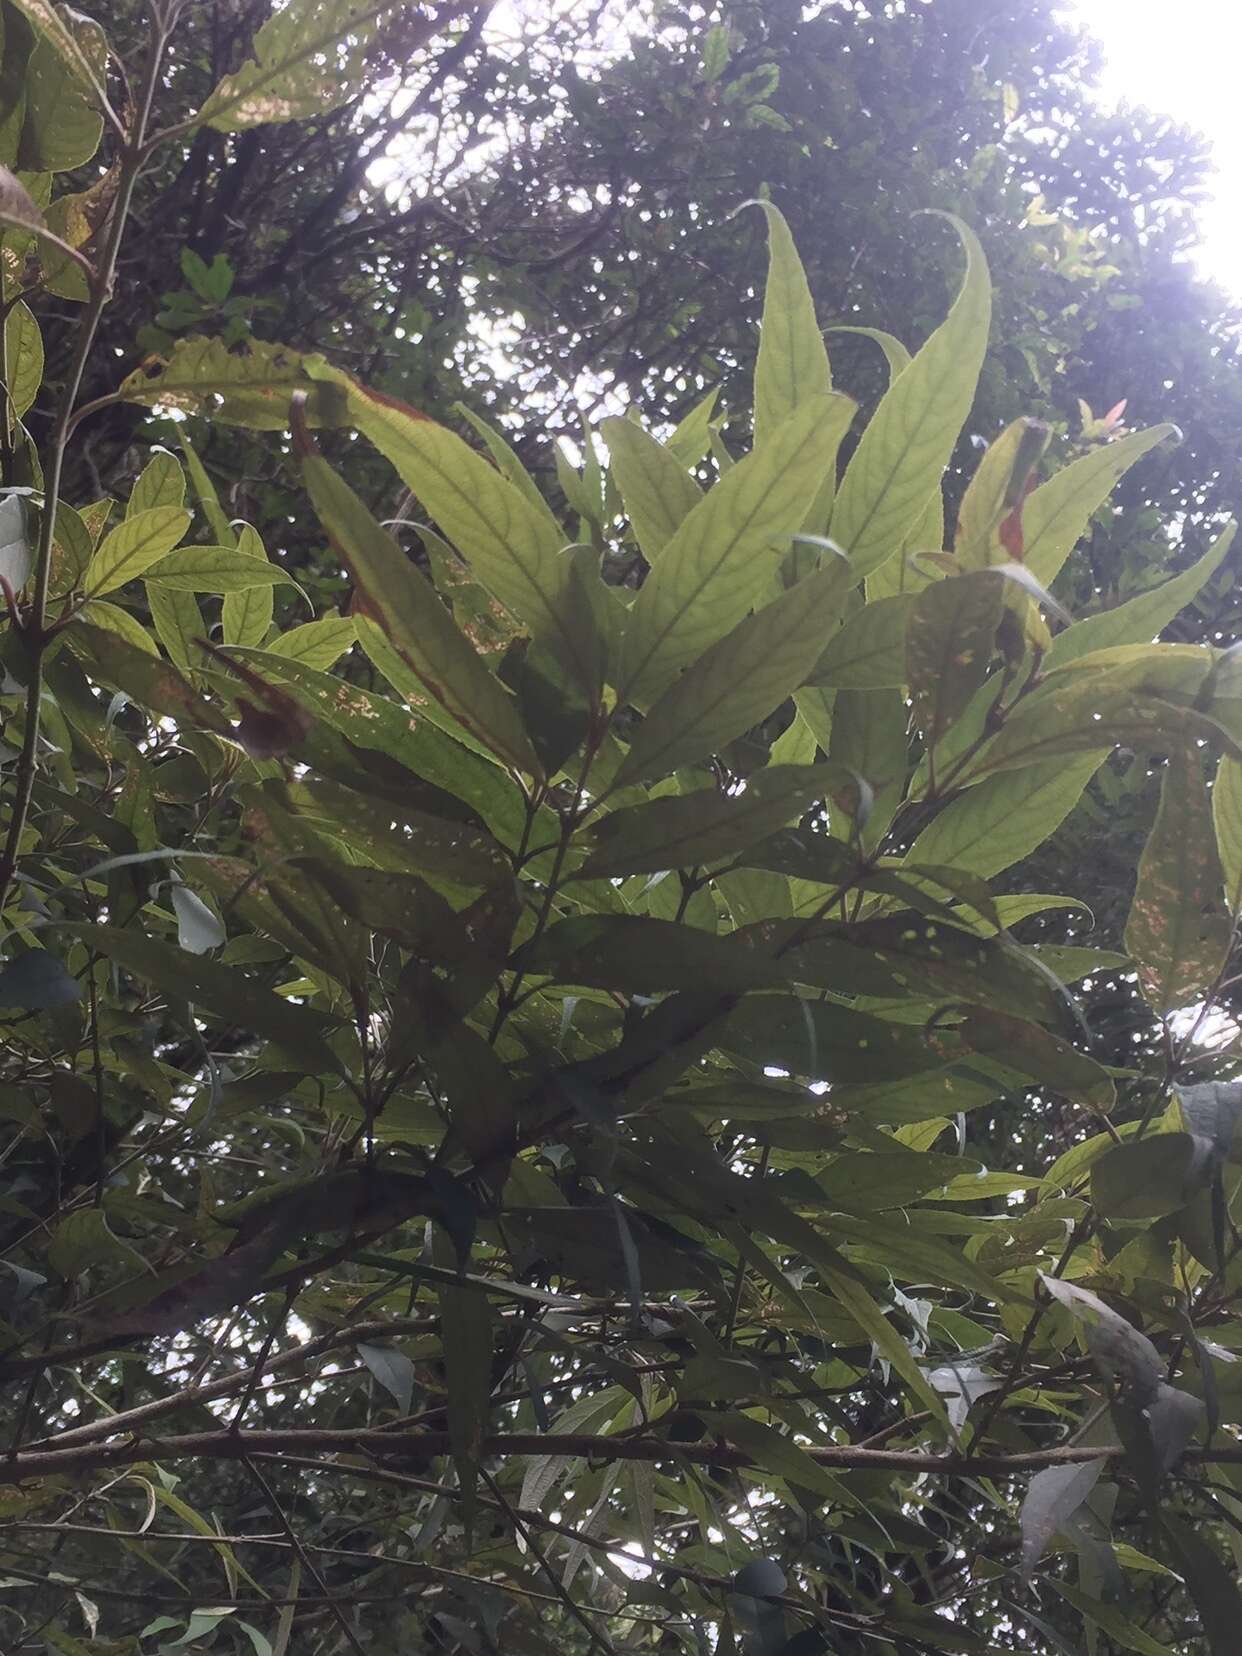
[4,2,1242,1652]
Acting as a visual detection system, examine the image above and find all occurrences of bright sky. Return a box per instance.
[1067,0,1242,292]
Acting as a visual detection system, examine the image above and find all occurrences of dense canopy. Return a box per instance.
[3,4,1242,1655]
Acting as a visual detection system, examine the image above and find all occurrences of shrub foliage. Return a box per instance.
[2,5,1242,1653]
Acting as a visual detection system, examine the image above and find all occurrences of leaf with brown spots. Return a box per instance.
[1126,743,1232,1014]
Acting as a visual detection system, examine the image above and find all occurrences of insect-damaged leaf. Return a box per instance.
[906,568,1002,753]
[1126,743,1231,1013]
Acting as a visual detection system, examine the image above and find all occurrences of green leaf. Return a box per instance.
[954,417,1049,571]
[602,415,703,564]
[1092,1133,1211,1219]
[344,384,603,696]
[751,202,832,443]
[1048,521,1235,669]
[437,1282,492,1523]
[1213,754,1242,912]
[69,623,231,737]
[514,916,786,993]
[118,337,347,430]
[454,402,565,533]
[4,297,41,417]
[302,451,542,778]
[5,1,108,107]
[128,449,186,516]
[264,615,356,670]
[959,1007,1114,1110]
[0,948,80,1009]
[1125,743,1231,1014]
[19,31,102,171]
[179,432,235,543]
[579,765,847,877]
[1159,1513,1242,1656]
[1048,1581,1175,1656]
[47,1208,148,1281]
[197,0,403,130]
[83,506,192,596]
[965,675,1236,783]
[810,592,914,688]
[145,545,295,592]
[617,559,852,784]
[619,394,856,706]
[665,387,720,467]
[78,599,160,656]
[1021,424,1180,587]
[825,324,912,384]
[723,994,950,1083]
[829,215,991,579]
[906,570,1002,753]
[145,584,205,678]
[221,525,275,648]
[62,923,341,1074]
[905,752,1105,877]
[718,1412,851,1504]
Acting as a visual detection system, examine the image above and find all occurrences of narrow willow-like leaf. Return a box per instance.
[454,401,565,537]
[665,386,719,467]
[619,394,856,706]
[1048,522,1235,669]
[617,559,852,784]
[83,506,191,596]
[1021,424,1179,587]
[179,433,235,545]
[751,201,832,443]
[1126,743,1231,1013]
[1213,755,1242,913]
[601,415,702,564]
[302,452,542,778]
[515,915,786,993]
[829,215,991,579]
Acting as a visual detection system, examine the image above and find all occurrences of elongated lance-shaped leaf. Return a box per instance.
[1048,521,1235,669]
[222,524,275,649]
[829,214,991,579]
[1126,742,1231,1013]
[617,558,853,784]
[619,393,856,707]
[340,380,601,697]
[601,415,702,564]
[750,201,832,443]
[1213,754,1242,913]
[301,449,542,779]
[454,401,566,537]
[1020,423,1180,587]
